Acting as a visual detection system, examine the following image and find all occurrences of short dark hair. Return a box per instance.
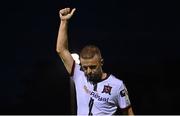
[80,45,102,59]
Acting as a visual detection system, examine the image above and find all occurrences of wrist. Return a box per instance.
[60,20,69,25]
[61,19,69,23]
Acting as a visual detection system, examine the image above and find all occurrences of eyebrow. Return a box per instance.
[82,65,97,68]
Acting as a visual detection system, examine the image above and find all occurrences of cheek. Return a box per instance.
[84,71,88,75]
[93,68,101,74]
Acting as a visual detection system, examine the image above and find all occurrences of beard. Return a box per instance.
[86,73,102,84]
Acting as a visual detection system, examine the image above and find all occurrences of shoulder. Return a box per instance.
[71,63,84,78]
[108,74,124,87]
[74,63,81,71]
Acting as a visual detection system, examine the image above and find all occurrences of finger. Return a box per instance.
[66,8,70,12]
[59,12,63,17]
[70,8,76,15]
[59,9,66,15]
[59,10,63,15]
[64,8,70,14]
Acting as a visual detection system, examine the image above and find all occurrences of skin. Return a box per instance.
[80,55,106,83]
[56,7,134,115]
[56,8,76,74]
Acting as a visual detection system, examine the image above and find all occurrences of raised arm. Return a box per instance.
[56,8,76,74]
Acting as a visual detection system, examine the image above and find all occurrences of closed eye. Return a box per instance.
[82,65,97,70]
[82,66,88,70]
[89,65,97,69]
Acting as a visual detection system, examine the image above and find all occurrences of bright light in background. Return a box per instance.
[71,53,80,64]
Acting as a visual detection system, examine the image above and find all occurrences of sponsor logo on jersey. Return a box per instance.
[102,85,112,95]
[120,89,126,97]
[84,85,109,102]
[120,88,128,97]
[90,91,109,102]
[120,85,131,105]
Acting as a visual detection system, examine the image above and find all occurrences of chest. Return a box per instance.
[85,82,118,103]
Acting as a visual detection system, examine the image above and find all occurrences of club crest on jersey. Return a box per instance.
[102,85,112,95]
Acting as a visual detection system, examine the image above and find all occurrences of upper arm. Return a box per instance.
[57,49,74,75]
[118,81,134,115]
[117,82,131,109]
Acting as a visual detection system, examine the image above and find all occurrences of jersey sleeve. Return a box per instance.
[70,61,84,82]
[117,81,131,109]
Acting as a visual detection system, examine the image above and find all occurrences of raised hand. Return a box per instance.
[59,8,76,21]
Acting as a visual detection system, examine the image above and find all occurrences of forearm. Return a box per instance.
[127,107,134,116]
[122,107,134,116]
[56,20,69,53]
[56,8,76,74]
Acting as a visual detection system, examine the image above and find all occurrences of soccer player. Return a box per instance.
[56,7,134,115]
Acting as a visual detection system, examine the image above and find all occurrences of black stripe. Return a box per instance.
[88,98,94,115]
[88,84,97,115]
[93,83,97,91]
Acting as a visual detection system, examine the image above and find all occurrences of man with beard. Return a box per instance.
[56,7,134,115]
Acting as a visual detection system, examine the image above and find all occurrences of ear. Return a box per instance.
[101,59,104,66]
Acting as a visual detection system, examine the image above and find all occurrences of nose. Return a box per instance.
[86,67,92,74]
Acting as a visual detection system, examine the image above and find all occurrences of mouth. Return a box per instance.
[86,74,94,78]
[86,74,101,83]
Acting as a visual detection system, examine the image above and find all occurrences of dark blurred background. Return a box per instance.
[3,0,179,114]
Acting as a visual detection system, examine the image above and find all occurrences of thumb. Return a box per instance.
[70,8,76,15]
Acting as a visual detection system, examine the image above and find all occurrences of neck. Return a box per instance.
[101,72,107,80]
